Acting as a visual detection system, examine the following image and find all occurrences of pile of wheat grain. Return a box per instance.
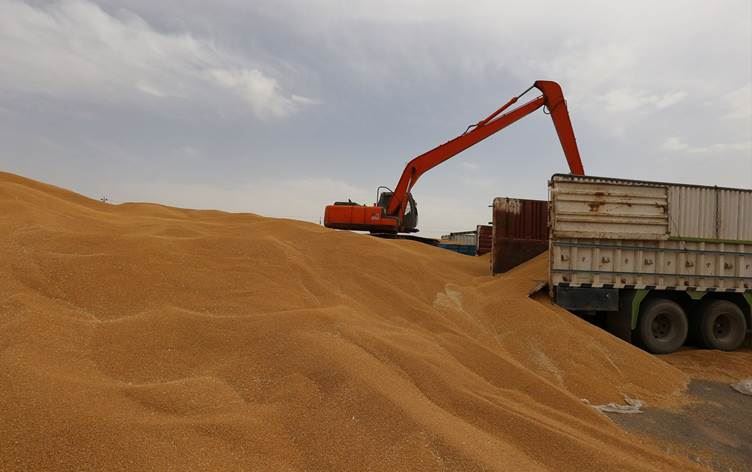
[0,172,697,471]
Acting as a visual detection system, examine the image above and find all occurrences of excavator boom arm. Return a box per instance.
[386,80,584,217]
[536,80,584,176]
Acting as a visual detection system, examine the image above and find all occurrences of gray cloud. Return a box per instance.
[0,0,750,237]
[0,0,315,119]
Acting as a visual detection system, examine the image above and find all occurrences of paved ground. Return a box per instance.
[609,380,752,471]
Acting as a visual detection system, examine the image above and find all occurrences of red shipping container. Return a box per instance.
[491,198,549,274]
[475,225,492,256]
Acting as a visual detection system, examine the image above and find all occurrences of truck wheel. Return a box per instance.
[636,299,688,354]
[698,300,747,351]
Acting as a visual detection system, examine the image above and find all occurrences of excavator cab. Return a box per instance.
[323,190,418,234]
[377,190,418,233]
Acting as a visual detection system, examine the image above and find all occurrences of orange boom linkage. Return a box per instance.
[324,80,585,234]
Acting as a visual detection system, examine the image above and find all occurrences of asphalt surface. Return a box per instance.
[609,380,752,471]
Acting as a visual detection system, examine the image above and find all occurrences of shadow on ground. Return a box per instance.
[609,380,752,471]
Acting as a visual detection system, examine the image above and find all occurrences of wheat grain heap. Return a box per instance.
[0,172,700,471]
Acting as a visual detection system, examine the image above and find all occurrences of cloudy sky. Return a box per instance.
[1,0,750,236]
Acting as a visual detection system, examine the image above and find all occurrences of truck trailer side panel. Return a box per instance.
[549,175,752,292]
[548,174,751,353]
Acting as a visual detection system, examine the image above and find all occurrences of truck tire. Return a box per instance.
[636,299,688,354]
[698,300,747,351]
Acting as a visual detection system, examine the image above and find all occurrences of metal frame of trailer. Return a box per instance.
[548,174,751,353]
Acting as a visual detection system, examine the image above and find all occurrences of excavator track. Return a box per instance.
[369,233,439,246]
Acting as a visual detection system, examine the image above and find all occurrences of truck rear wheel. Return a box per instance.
[636,299,688,354]
[698,300,747,351]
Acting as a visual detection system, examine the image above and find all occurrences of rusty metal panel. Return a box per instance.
[550,238,752,291]
[491,198,549,274]
[551,174,752,242]
[476,225,492,256]
[549,174,752,292]
[492,197,548,240]
[492,238,548,274]
[550,176,669,240]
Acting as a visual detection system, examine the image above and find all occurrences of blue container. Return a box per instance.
[438,243,476,256]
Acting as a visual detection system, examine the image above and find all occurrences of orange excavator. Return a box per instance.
[324,80,585,234]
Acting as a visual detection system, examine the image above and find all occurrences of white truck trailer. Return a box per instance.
[548,174,751,354]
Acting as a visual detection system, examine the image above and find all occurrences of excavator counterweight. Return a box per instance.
[324,80,585,234]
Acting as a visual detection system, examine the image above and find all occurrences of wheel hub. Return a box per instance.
[651,314,672,339]
[713,314,731,339]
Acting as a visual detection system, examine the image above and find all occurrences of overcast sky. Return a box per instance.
[1,0,750,236]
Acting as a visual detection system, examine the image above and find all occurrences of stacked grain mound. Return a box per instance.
[0,172,696,471]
